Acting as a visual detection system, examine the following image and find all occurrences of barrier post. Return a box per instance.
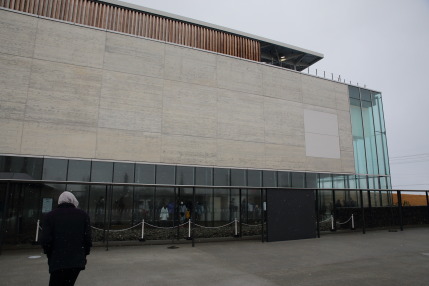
[139,219,145,242]
[186,219,192,240]
[35,219,40,242]
[330,215,335,231]
[234,218,239,238]
[351,214,355,230]
[397,191,404,231]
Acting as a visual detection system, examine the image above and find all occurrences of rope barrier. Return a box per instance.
[337,216,353,225]
[193,221,235,229]
[241,223,262,227]
[103,222,142,233]
[319,217,332,223]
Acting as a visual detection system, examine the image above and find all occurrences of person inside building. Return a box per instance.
[159,204,169,226]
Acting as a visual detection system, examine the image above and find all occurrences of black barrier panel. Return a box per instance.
[267,189,315,242]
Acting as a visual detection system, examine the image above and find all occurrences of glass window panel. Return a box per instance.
[332,175,346,189]
[42,158,68,181]
[278,171,291,187]
[291,172,305,188]
[176,166,194,185]
[89,185,108,227]
[70,187,89,212]
[67,160,91,182]
[350,100,367,174]
[348,86,360,99]
[318,174,333,188]
[195,167,213,186]
[245,189,262,223]
[134,186,155,222]
[318,190,333,219]
[111,185,133,226]
[305,173,317,188]
[0,156,43,180]
[360,88,371,101]
[135,164,155,184]
[348,175,358,189]
[155,187,176,226]
[113,162,135,183]
[362,101,379,174]
[247,170,261,187]
[156,165,175,185]
[213,168,230,186]
[231,169,246,186]
[357,175,368,189]
[195,188,213,224]
[91,161,113,182]
[213,188,229,223]
[263,170,277,187]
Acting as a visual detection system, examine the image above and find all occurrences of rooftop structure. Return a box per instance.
[0,0,323,70]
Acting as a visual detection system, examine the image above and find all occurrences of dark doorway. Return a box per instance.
[266,189,315,242]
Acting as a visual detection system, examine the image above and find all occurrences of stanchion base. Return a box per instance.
[233,234,240,238]
[31,241,40,245]
[351,227,356,230]
[186,237,193,240]
[330,229,336,232]
[138,238,146,242]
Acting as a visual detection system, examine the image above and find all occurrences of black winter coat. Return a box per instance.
[40,203,92,273]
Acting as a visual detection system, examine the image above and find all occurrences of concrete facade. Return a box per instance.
[0,9,355,174]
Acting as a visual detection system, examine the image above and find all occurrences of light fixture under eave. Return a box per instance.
[280,56,286,62]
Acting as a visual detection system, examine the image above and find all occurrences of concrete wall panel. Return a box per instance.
[261,65,302,103]
[96,128,161,162]
[161,134,217,166]
[305,156,342,173]
[265,144,306,171]
[340,151,356,173]
[264,98,304,146]
[26,60,102,126]
[0,10,359,175]
[103,33,165,78]
[217,56,262,95]
[164,45,217,87]
[21,122,97,158]
[217,90,265,143]
[217,139,265,169]
[334,83,350,111]
[0,54,32,120]
[98,70,163,133]
[0,119,24,154]
[162,80,217,138]
[33,19,106,68]
[302,76,337,109]
[0,10,37,57]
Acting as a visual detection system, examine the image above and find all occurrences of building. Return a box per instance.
[0,0,391,243]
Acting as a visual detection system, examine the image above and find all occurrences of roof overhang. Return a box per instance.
[101,0,324,70]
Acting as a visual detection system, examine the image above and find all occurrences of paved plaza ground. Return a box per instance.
[1,227,429,285]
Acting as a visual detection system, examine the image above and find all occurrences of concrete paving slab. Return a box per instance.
[1,228,428,286]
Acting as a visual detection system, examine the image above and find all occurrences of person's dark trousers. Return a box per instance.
[49,268,81,286]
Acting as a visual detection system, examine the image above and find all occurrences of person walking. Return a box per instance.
[40,191,92,286]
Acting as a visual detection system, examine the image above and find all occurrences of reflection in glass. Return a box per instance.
[91,161,113,182]
[68,160,91,182]
[292,172,305,188]
[263,170,277,187]
[156,165,175,185]
[278,171,291,187]
[135,164,155,184]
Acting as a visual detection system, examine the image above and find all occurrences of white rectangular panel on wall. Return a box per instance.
[304,109,341,159]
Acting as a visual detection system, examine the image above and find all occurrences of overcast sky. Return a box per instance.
[123,0,429,190]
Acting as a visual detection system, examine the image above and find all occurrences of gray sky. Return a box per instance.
[124,0,429,190]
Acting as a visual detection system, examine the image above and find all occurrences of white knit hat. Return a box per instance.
[58,191,79,208]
